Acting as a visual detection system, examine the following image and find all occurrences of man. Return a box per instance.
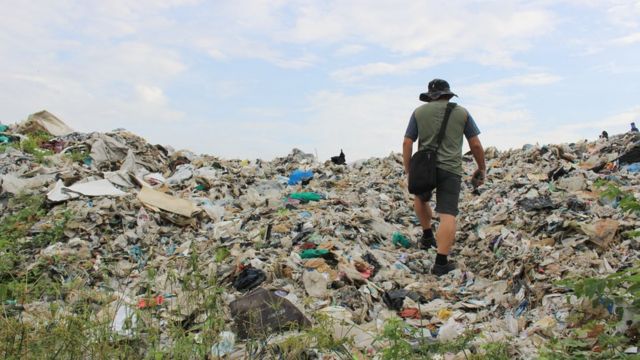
[631,122,639,133]
[403,79,486,276]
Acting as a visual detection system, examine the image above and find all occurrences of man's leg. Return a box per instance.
[413,196,432,230]
[414,196,436,249]
[431,170,461,276]
[435,214,456,254]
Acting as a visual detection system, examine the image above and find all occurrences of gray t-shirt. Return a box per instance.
[404,111,481,141]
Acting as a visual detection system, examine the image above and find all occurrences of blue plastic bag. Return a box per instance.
[625,162,640,173]
[287,169,313,185]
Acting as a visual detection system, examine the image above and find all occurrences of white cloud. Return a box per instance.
[334,44,366,56]
[284,1,554,66]
[331,56,446,82]
[0,0,638,162]
[614,32,640,45]
[195,36,317,69]
[136,85,166,105]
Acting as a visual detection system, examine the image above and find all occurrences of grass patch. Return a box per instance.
[1,242,228,359]
[543,264,640,359]
[595,180,640,214]
[18,131,54,163]
[0,193,71,302]
[259,315,355,359]
[64,149,90,164]
[372,317,498,359]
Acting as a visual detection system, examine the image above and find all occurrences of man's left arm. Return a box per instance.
[464,113,485,184]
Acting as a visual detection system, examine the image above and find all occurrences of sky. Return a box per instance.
[1,0,640,161]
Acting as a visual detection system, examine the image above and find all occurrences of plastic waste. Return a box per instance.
[233,268,266,292]
[382,289,425,311]
[287,169,313,185]
[331,150,346,165]
[515,299,529,317]
[167,164,195,186]
[317,306,353,322]
[518,196,555,211]
[392,232,411,248]
[625,162,640,173]
[229,288,311,339]
[288,192,324,203]
[437,318,464,341]
[112,303,137,337]
[300,249,329,259]
[138,295,165,309]
[302,270,329,298]
[136,207,151,228]
[47,179,128,202]
[211,331,236,358]
[399,308,421,319]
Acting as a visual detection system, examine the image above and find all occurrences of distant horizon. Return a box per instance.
[7,108,634,165]
[1,1,639,161]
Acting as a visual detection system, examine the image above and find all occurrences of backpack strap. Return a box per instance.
[434,102,457,150]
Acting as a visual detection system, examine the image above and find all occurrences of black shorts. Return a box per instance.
[417,168,462,216]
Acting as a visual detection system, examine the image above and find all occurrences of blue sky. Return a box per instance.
[1,0,639,161]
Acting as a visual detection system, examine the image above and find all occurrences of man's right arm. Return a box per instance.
[402,137,413,174]
[403,112,418,174]
[467,135,486,185]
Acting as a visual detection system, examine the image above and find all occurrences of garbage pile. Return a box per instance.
[1,111,640,358]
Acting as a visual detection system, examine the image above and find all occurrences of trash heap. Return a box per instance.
[1,111,640,358]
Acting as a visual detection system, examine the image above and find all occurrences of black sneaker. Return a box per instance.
[419,233,436,250]
[431,262,456,276]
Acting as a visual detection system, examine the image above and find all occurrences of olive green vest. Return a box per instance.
[414,100,468,176]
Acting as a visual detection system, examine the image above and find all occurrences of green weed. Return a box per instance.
[544,264,640,358]
[64,149,89,164]
[595,180,640,214]
[1,240,228,359]
[19,131,54,163]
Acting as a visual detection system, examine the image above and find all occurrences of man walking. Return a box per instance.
[402,79,486,276]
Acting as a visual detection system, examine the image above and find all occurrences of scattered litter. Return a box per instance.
[2,110,640,357]
[211,331,236,358]
[47,179,128,202]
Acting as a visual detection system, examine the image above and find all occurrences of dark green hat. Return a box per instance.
[419,79,458,102]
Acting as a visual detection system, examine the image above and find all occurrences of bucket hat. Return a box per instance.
[419,79,457,102]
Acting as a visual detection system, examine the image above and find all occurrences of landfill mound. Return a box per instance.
[1,111,640,359]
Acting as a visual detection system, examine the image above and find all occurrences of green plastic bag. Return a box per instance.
[288,192,324,203]
[392,232,411,248]
[300,249,329,259]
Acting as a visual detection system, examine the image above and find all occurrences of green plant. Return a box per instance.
[539,322,636,360]
[595,180,640,214]
[376,318,414,359]
[469,341,510,360]
[372,318,481,359]
[0,194,73,303]
[19,131,54,163]
[543,264,640,358]
[263,315,355,359]
[214,247,230,263]
[65,150,89,164]
[623,230,640,239]
[593,178,610,188]
[1,240,229,359]
[0,143,18,153]
[560,263,640,311]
